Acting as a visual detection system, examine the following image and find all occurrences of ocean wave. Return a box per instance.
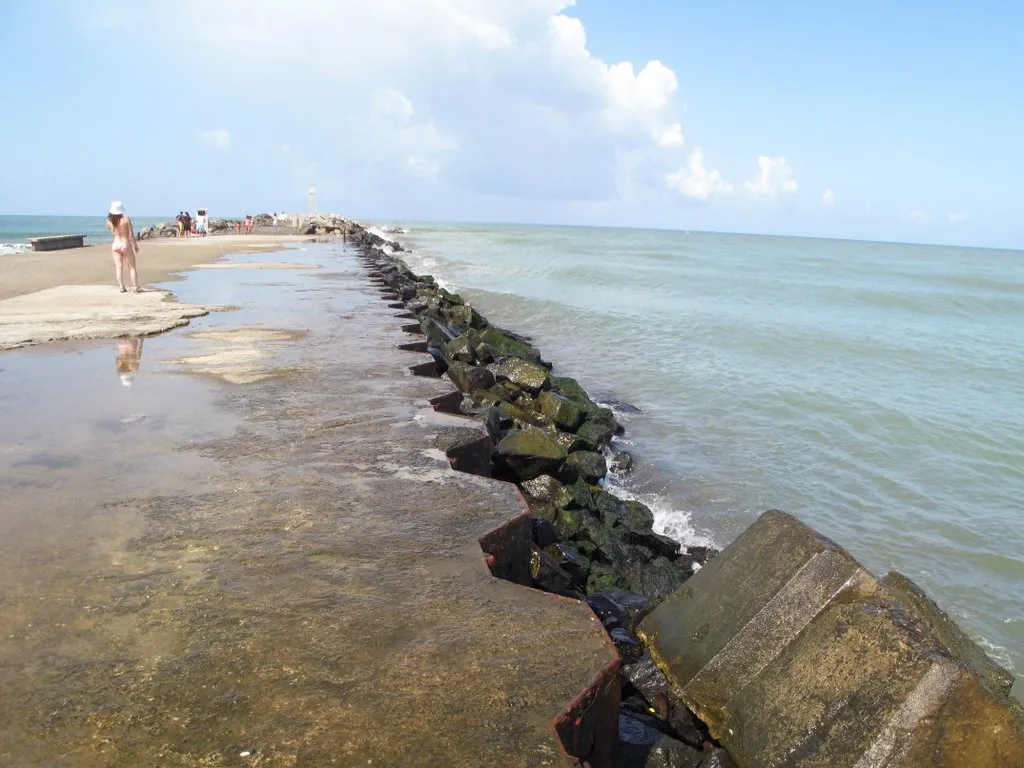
[0,242,31,255]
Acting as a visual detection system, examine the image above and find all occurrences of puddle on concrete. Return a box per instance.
[0,241,612,765]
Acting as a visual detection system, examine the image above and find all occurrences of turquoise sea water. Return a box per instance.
[0,214,165,253]
[387,222,1024,698]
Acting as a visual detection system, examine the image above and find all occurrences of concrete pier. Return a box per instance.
[27,233,85,251]
[639,510,1024,767]
[0,242,617,766]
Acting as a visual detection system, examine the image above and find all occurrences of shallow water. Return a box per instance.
[0,240,614,764]
[389,222,1024,699]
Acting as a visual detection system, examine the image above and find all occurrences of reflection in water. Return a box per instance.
[116,336,144,386]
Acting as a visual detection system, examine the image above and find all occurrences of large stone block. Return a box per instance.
[639,509,1024,768]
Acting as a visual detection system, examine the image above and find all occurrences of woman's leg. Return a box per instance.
[123,247,140,291]
[112,250,126,291]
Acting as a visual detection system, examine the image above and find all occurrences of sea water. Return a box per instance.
[0,214,166,254]
[388,221,1024,696]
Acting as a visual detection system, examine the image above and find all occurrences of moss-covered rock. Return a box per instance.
[497,401,552,430]
[471,327,542,364]
[578,416,616,447]
[490,357,550,392]
[444,303,488,332]
[551,375,592,405]
[626,557,688,602]
[521,474,572,508]
[538,390,586,430]
[563,451,608,485]
[443,335,475,364]
[545,542,591,580]
[549,429,597,453]
[622,499,655,533]
[530,546,575,595]
[446,361,495,393]
[493,428,567,481]
[551,508,581,539]
[587,562,628,593]
[565,478,596,510]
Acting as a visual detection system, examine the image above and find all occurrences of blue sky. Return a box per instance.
[1,0,1022,248]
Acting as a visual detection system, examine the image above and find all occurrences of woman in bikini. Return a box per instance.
[106,200,141,293]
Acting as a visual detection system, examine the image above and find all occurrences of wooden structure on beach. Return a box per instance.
[27,234,86,252]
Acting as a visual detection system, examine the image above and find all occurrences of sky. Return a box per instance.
[1,0,1022,248]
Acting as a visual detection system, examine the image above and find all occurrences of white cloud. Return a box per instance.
[947,212,968,223]
[657,124,685,148]
[123,1,756,211]
[744,156,798,198]
[666,149,733,201]
[822,188,836,207]
[197,128,231,150]
[903,207,929,221]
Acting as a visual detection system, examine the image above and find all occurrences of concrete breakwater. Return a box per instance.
[351,225,1024,767]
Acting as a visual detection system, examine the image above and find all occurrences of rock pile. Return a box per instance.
[138,218,241,239]
[355,228,733,767]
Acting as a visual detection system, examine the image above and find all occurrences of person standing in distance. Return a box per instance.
[106,201,141,293]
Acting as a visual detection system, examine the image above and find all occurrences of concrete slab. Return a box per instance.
[0,284,213,351]
[639,510,1024,767]
[0,243,618,767]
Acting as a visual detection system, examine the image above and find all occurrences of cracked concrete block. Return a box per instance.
[639,509,1024,768]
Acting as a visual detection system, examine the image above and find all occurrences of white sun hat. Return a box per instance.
[109,200,125,215]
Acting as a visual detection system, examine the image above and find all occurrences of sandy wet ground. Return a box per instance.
[0,234,310,300]
[0,241,613,766]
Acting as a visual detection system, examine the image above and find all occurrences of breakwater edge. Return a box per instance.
[353,222,1023,764]
[383,221,1024,700]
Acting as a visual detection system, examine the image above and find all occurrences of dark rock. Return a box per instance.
[529,546,575,595]
[482,406,502,445]
[623,653,673,709]
[554,507,584,538]
[550,375,591,405]
[564,479,596,510]
[578,418,617,447]
[610,626,644,663]
[549,429,596,453]
[497,401,552,431]
[626,557,688,602]
[667,705,712,754]
[422,317,458,347]
[532,518,560,549]
[472,385,516,407]
[617,714,705,768]
[443,335,475,364]
[560,450,607,485]
[622,500,655,533]
[685,546,718,565]
[544,542,590,580]
[520,474,572,508]
[490,357,550,392]
[586,590,651,634]
[698,749,738,768]
[586,562,628,593]
[594,490,626,528]
[446,361,495,393]
[493,429,567,481]
[473,343,500,364]
[538,390,586,430]
[444,303,487,332]
[630,531,682,560]
[611,450,635,473]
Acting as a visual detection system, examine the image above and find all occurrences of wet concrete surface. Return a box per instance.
[0,243,613,766]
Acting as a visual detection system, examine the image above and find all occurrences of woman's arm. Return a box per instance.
[127,217,140,249]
